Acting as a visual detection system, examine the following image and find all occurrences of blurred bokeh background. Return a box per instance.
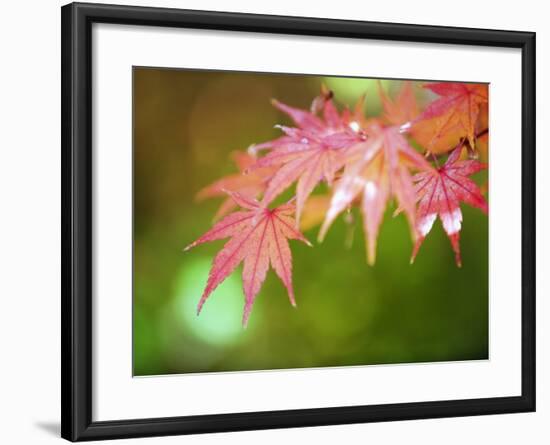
[133,67,488,376]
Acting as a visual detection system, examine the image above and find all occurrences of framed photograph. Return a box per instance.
[61,2,536,441]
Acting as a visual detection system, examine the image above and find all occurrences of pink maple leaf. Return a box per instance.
[184,192,311,326]
[319,123,434,265]
[249,92,367,224]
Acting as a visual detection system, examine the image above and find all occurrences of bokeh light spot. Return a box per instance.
[173,257,247,346]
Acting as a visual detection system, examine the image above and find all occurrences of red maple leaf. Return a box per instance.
[184,192,311,326]
[411,145,488,266]
[319,123,433,264]
[249,93,367,224]
[418,82,488,152]
[196,151,275,220]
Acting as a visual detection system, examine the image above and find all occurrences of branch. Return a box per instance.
[430,128,488,161]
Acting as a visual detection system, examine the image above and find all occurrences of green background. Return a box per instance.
[133,68,488,376]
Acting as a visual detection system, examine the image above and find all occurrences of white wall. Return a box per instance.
[0,0,546,443]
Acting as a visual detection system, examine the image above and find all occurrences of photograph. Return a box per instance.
[133,68,489,376]
[0,0,541,443]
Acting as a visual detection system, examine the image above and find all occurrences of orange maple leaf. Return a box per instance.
[418,82,488,152]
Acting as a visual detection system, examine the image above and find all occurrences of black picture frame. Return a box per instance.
[61,2,536,441]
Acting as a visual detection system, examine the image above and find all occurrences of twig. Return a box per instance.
[429,128,488,162]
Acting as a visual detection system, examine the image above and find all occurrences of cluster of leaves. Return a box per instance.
[185,81,489,326]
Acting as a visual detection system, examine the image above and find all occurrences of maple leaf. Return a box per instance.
[249,92,367,224]
[196,151,275,220]
[418,82,488,152]
[184,192,311,326]
[380,81,472,155]
[319,123,433,264]
[379,81,419,127]
[410,145,488,266]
